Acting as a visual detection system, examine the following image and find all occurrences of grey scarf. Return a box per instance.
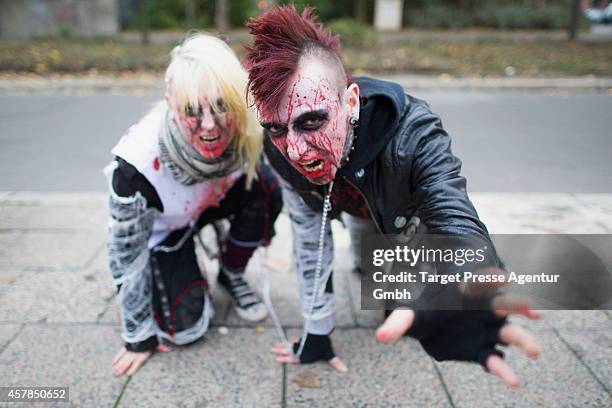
[158,109,240,185]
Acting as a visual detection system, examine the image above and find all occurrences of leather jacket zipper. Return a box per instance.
[342,176,384,235]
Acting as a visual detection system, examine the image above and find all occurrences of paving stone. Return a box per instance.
[541,310,612,330]
[0,205,18,229]
[0,325,125,408]
[2,192,609,406]
[285,328,449,407]
[506,310,612,333]
[437,330,612,407]
[330,221,360,328]
[0,192,13,203]
[4,192,107,207]
[574,194,612,233]
[83,249,122,325]
[342,222,390,329]
[120,328,282,407]
[347,267,385,329]
[471,193,608,234]
[0,323,21,350]
[0,269,22,294]
[0,204,106,231]
[97,302,120,325]
[0,231,104,270]
[568,235,612,283]
[556,328,612,393]
[0,269,112,323]
[0,231,23,267]
[85,247,110,276]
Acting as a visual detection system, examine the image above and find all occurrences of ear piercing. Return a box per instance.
[342,117,358,165]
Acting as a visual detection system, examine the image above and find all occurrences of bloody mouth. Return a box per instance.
[300,158,324,173]
[198,135,221,144]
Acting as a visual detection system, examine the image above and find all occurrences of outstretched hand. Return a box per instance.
[112,343,171,377]
[376,292,541,388]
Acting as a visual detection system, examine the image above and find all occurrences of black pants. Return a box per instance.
[150,164,282,337]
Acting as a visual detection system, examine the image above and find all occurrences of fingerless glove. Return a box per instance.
[293,333,336,363]
[409,309,507,370]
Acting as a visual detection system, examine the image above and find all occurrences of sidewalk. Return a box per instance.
[1,75,611,95]
[0,192,611,407]
[117,28,612,45]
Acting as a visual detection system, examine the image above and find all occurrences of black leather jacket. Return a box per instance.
[264,76,495,274]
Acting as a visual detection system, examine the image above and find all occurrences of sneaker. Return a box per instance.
[218,268,268,322]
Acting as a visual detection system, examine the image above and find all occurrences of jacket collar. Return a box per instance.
[338,76,407,178]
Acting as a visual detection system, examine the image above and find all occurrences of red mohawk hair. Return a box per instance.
[244,5,349,120]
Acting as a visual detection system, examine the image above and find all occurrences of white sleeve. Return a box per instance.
[105,162,158,344]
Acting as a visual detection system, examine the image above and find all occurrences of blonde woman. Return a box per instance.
[105,33,282,377]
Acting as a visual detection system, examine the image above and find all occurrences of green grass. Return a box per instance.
[346,39,612,77]
[1,36,610,77]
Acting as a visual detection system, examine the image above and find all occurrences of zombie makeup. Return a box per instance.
[261,61,357,185]
[169,95,236,160]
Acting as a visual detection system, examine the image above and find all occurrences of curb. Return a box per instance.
[0,76,165,94]
[1,75,611,94]
[387,75,612,92]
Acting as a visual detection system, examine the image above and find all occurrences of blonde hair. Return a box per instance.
[165,32,262,187]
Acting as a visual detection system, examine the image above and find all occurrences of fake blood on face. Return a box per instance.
[170,96,236,160]
[264,62,350,185]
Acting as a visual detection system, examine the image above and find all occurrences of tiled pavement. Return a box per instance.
[0,192,610,407]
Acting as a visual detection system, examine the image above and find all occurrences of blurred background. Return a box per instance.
[0,0,611,76]
[1,0,611,192]
[0,0,611,192]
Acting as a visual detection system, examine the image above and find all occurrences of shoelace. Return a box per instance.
[222,270,259,308]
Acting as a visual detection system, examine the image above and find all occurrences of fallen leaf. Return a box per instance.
[292,371,321,388]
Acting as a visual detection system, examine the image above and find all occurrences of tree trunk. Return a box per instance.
[215,0,229,33]
[568,0,581,40]
[356,0,368,23]
[140,0,150,45]
[185,0,197,30]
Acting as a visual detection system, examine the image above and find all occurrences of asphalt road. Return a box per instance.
[0,91,610,192]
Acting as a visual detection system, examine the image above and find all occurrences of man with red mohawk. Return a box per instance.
[244,5,541,387]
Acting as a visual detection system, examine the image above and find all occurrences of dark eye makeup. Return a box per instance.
[215,98,227,113]
[293,110,329,131]
[185,104,203,117]
[260,110,329,139]
[261,122,288,138]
